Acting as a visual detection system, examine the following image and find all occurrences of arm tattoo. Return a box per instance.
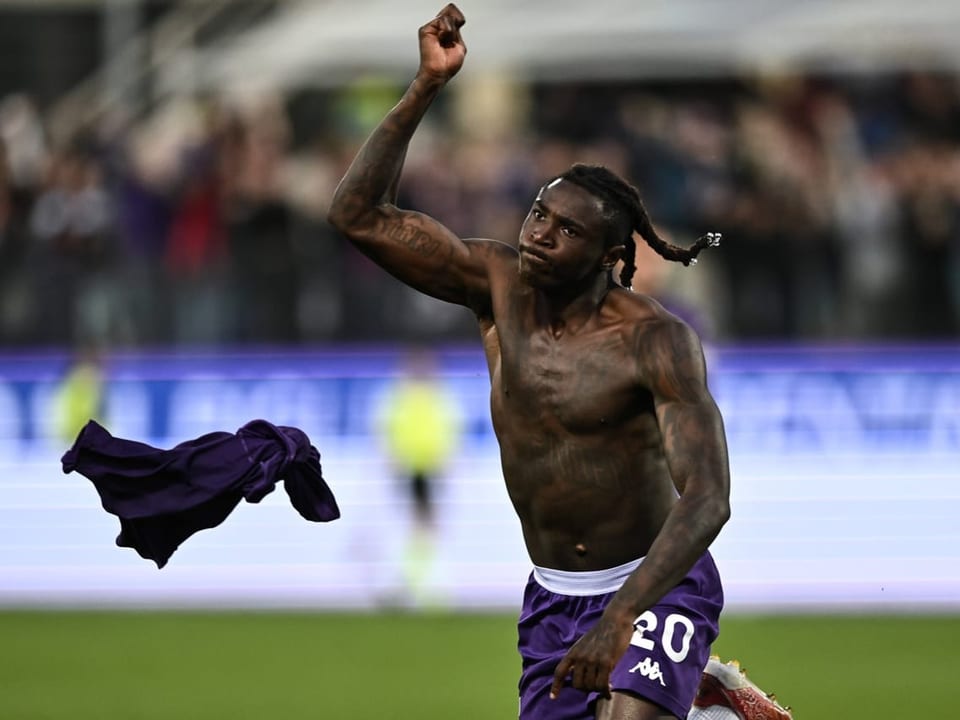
[636,320,723,491]
[384,221,449,259]
[330,76,443,225]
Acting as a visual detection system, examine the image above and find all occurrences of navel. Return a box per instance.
[574,543,587,557]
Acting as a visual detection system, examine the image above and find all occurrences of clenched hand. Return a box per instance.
[418,4,467,83]
[550,611,634,700]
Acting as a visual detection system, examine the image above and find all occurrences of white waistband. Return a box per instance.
[532,556,644,596]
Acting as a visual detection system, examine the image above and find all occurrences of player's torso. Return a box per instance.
[479,277,677,570]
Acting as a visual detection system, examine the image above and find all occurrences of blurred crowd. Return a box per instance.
[1,69,959,349]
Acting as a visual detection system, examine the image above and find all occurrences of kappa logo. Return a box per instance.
[628,657,666,687]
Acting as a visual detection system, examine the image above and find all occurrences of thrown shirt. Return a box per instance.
[62,419,340,568]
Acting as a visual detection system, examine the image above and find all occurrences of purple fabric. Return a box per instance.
[518,552,723,719]
[62,419,340,568]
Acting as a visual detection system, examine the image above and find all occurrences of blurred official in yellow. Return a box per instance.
[378,348,462,608]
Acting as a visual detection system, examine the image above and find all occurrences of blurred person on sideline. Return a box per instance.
[0,137,34,343]
[328,6,789,720]
[104,118,177,346]
[52,344,105,445]
[221,97,300,344]
[29,141,118,346]
[376,347,462,608]
[162,99,232,345]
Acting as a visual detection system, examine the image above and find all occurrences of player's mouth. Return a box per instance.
[519,245,551,268]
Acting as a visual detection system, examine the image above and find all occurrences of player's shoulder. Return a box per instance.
[461,238,517,317]
[463,237,518,263]
[464,237,522,291]
[608,287,703,349]
[609,287,693,328]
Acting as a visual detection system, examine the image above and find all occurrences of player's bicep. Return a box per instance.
[344,205,491,306]
[641,322,729,496]
[655,393,728,495]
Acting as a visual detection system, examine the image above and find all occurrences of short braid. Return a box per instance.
[620,234,638,289]
[557,164,721,287]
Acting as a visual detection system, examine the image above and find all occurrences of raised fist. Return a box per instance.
[418,4,467,82]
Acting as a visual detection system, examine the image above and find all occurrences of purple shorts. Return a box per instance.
[517,552,723,719]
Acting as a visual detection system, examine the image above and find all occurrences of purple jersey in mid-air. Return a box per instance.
[518,551,723,719]
[62,419,340,568]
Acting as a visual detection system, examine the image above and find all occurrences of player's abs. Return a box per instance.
[498,430,677,571]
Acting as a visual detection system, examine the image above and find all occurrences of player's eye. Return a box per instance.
[532,208,545,220]
[561,226,577,237]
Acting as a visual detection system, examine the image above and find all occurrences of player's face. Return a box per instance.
[517,179,619,289]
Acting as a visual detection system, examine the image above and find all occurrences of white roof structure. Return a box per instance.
[196,0,960,93]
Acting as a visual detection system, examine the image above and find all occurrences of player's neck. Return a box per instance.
[537,274,611,336]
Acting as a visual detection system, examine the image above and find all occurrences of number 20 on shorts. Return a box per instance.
[629,610,696,663]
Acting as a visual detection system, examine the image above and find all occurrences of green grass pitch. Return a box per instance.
[1,610,954,718]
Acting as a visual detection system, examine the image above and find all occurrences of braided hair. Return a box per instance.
[556,164,720,288]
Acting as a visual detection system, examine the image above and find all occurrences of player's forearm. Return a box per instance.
[328,74,444,231]
[609,487,729,618]
[608,411,730,618]
[382,146,408,206]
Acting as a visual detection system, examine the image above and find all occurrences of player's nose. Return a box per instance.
[530,226,554,246]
